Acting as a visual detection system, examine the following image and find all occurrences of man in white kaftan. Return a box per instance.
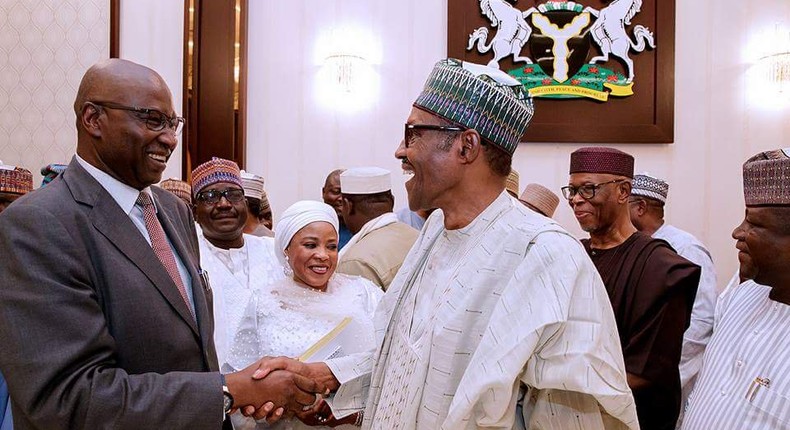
[326,192,638,429]
[250,59,637,430]
[191,158,282,370]
[682,149,790,430]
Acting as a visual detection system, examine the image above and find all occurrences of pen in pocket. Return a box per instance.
[746,376,771,402]
[199,269,211,292]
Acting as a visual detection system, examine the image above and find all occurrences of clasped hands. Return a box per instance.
[225,356,342,425]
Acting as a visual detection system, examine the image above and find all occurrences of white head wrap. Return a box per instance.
[274,200,339,269]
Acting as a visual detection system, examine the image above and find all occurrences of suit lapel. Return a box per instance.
[90,193,200,336]
[64,160,200,337]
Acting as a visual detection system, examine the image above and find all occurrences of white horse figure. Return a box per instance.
[467,0,537,69]
[585,0,656,82]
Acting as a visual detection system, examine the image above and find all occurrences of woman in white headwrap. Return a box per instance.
[227,201,382,430]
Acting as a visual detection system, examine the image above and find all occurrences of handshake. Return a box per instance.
[224,356,358,427]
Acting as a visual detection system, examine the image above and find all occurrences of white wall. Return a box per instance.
[119,0,185,180]
[246,0,445,214]
[246,0,790,288]
[0,0,109,183]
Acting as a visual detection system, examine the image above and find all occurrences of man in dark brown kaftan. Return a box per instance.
[564,147,701,430]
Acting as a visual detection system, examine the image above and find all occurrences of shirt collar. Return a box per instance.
[75,154,156,215]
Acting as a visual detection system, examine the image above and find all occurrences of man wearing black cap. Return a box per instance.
[564,147,701,430]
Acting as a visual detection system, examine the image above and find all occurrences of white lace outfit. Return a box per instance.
[228,273,383,430]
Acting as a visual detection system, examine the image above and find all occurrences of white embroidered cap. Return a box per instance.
[631,172,669,203]
[340,167,391,195]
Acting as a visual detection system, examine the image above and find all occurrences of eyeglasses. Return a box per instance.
[195,188,245,205]
[561,179,626,200]
[404,123,465,148]
[89,101,185,135]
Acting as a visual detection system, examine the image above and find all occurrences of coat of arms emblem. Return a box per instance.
[467,0,656,101]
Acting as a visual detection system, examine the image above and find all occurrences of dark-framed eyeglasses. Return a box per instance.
[89,101,185,135]
[404,123,465,148]
[195,188,245,205]
[561,179,626,200]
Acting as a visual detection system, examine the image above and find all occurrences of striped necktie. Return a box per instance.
[136,192,193,316]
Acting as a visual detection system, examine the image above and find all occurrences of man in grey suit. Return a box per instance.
[0,59,320,429]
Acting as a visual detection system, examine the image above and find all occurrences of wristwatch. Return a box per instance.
[223,384,234,416]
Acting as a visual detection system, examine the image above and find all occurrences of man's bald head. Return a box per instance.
[323,169,345,188]
[74,59,170,124]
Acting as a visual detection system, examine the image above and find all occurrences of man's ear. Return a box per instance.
[458,130,482,164]
[81,103,103,139]
[341,196,354,216]
[633,199,646,216]
[617,181,632,204]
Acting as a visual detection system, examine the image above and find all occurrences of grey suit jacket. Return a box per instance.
[0,158,226,429]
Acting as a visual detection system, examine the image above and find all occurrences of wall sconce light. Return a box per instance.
[746,24,790,108]
[315,26,380,113]
[761,51,790,92]
[324,54,369,94]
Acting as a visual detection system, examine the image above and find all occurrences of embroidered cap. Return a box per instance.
[414,58,535,155]
[631,173,669,203]
[40,163,67,187]
[0,163,34,195]
[260,189,271,212]
[506,169,520,197]
[569,147,634,178]
[519,183,560,218]
[340,167,392,195]
[743,148,790,206]
[159,178,192,204]
[191,157,243,196]
[240,170,265,200]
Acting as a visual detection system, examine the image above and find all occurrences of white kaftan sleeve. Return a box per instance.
[323,276,384,418]
[324,350,377,417]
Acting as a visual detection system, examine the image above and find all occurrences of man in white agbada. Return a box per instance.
[337,167,419,291]
[251,59,638,429]
[191,158,281,370]
[628,172,718,425]
[682,149,790,430]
